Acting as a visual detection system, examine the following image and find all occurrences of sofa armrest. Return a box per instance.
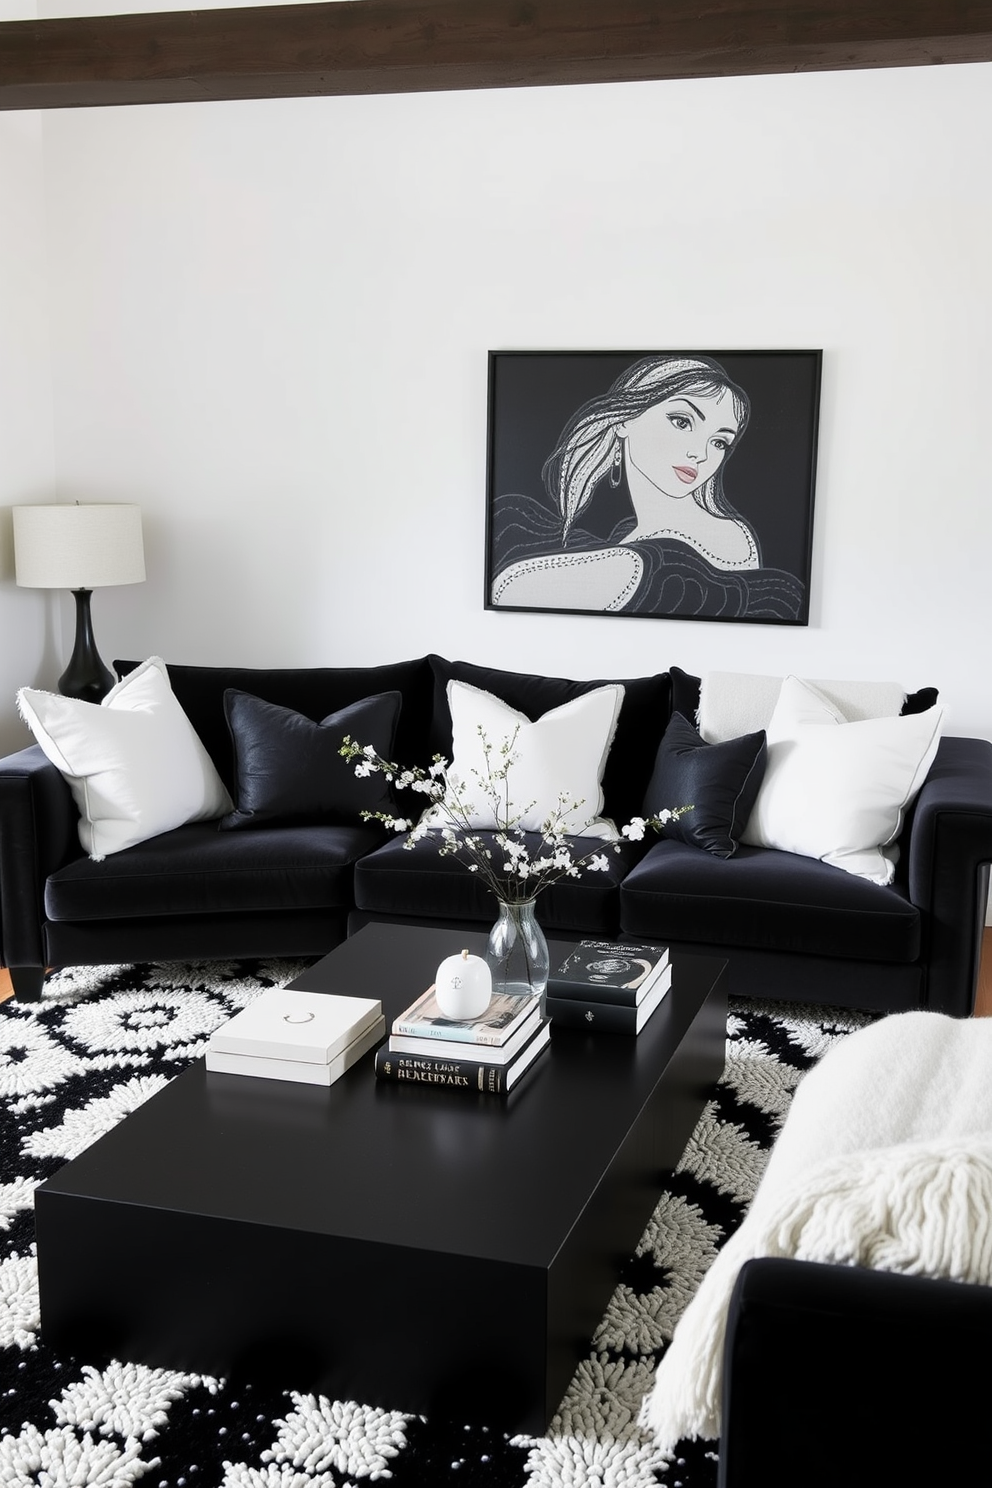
[903,735,992,1015]
[719,1256,992,1488]
[0,744,80,972]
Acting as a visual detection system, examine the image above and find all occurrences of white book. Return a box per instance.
[389,1001,542,1065]
[503,1020,552,1089]
[206,1015,385,1085]
[208,987,382,1064]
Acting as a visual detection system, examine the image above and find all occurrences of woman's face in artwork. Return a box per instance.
[618,388,741,499]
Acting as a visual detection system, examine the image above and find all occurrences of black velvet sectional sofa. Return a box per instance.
[2,652,992,1015]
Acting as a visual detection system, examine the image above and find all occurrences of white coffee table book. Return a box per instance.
[206,988,385,1086]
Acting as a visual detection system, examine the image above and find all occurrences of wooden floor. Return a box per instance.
[5,933,992,1012]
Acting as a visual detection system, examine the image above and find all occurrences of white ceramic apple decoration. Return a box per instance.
[435,948,493,1021]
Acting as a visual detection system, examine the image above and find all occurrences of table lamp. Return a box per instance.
[13,503,146,703]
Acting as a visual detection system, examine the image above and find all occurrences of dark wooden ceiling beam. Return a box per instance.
[1,0,991,112]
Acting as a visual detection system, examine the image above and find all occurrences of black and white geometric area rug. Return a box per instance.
[0,961,871,1487]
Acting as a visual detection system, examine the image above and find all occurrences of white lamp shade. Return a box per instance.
[13,504,145,589]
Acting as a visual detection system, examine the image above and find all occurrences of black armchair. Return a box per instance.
[720,1256,992,1486]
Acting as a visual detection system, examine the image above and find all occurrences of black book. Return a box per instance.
[374,1019,551,1096]
[550,939,670,1007]
[547,964,672,1034]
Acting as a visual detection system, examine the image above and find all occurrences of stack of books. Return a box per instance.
[546,939,671,1033]
[374,984,550,1096]
[206,988,385,1085]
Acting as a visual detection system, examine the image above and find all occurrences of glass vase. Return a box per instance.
[485,897,549,1017]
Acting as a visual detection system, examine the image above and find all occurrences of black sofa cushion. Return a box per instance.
[220,689,402,830]
[619,838,920,963]
[115,657,435,794]
[354,831,645,936]
[426,656,671,829]
[45,908,350,970]
[643,712,766,858]
[44,821,386,921]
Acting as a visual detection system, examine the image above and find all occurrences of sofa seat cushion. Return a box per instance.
[45,821,386,922]
[354,832,645,936]
[619,839,920,963]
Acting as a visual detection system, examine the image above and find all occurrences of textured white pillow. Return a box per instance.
[427,679,624,840]
[17,656,232,860]
[698,670,909,743]
[741,675,944,884]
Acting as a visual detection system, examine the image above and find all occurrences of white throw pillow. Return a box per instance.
[426,679,624,840]
[740,675,944,884]
[17,656,232,860]
[698,670,909,743]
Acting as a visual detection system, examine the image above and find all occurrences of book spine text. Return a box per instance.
[374,1045,514,1093]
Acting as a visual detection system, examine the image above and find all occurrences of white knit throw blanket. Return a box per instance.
[639,1011,992,1453]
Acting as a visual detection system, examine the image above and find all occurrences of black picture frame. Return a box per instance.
[484,349,821,625]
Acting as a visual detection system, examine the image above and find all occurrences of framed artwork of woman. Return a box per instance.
[485,350,821,625]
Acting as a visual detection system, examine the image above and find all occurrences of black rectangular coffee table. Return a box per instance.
[35,923,726,1434]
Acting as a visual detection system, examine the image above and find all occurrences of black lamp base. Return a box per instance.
[59,589,115,703]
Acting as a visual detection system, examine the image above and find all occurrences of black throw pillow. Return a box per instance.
[219,689,402,830]
[643,712,767,859]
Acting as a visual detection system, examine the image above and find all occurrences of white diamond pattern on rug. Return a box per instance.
[0,1177,37,1231]
[52,1360,210,1443]
[720,1038,805,1121]
[0,1250,39,1349]
[592,1278,673,1358]
[0,959,873,1488]
[553,1353,659,1438]
[0,1017,81,1100]
[770,1006,870,1062]
[256,1392,414,1479]
[592,1194,725,1355]
[221,1465,336,1488]
[21,1074,171,1162]
[0,1422,154,1486]
[673,1101,770,1206]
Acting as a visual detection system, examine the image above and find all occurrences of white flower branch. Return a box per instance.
[340,730,691,907]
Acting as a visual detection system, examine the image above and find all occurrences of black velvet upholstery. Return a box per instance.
[3,655,989,1018]
[354,832,643,936]
[45,909,349,969]
[220,689,401,830]
[684,942,923,1013]
[619,838,920,962]
[45,821,386,920]
[426,656,670,828]
[902,685,940,714]
[115,657,435,793]
[643,713,766,858]
[720,1258,992,1487]
[669,665,703,726]
[0,745,81,970]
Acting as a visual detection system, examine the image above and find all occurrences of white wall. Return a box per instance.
[2,61,991,743]
[0,77,57,753]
